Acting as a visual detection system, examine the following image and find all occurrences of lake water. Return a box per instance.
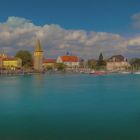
[0,74,140,140]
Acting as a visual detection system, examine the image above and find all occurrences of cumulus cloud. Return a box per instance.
[132,13,140,29]
[0,16,139,58]
[126,36,140,57]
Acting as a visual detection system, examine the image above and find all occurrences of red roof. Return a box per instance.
[0,55,7,59]
[2,57,19,61]
[43,59,56,63]
[60,56,79,62]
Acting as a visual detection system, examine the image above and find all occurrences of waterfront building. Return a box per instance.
[2,57,22,70]
[0,53,21,70]
[43,59,56,69]
[56,55,80,68]
[0,53,7,68]
[0,57,3,68]
[106,55,130,71]
[33,39,43,71]
[0,53,7,58]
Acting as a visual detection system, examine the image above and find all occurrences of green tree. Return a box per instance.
[87,59,97,69]
[96,53,106,70]
[130,58,140,70]
[15,50,32,68]
[56,63,66,71]
[46,66,53,71]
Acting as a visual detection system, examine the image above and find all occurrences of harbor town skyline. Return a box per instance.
[0,0,140,59]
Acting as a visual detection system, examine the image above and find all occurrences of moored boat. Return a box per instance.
[119,71,131,74]
[133,72,140,75]
[90,71,106,75]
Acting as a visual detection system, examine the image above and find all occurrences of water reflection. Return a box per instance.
[0,76,24,102]
[33,74,45,87]
[0,74,140,140]
[0,74,45,102]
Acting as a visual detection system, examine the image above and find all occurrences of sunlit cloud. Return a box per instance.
[0,16,139,58]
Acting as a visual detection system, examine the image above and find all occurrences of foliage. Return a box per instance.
[15,50,32,67]
[87,59,97,69]
[96,53,106,70]
[97,53,106,66]
[130,58,140,70]
[45,66,53,71]
[56,63,66,71]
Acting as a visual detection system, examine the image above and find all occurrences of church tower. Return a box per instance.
[34,39,43,71]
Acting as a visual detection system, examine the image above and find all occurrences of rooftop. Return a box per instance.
[43,59,56,63]
[108,55,125,62]
[60,56,79,62]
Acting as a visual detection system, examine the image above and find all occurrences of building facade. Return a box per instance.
[0,53,22,70]
[0,53,7,68]
[43,59,56,69]
[106,55,130,71]
[33,39,43,71]
[2,57,22,69]
[56,55,80,68]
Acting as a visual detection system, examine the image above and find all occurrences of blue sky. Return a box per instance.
[0,0,140,58]
[0,0,139,33]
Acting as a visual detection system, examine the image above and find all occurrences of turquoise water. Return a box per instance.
[0,74,140,140]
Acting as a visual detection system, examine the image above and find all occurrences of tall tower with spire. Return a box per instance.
[34,39,43,71]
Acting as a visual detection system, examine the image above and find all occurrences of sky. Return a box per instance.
[0,0,140,59]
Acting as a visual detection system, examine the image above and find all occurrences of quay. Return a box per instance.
[0,69,45,76]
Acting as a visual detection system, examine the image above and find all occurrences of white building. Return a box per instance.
[106,55,130,71]
[56,55,80,68]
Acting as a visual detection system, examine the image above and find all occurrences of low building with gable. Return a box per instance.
[56,55,80,68]
[2,57,22,70]
[43,59,56,69]
[106,55,130,71]
[0,53,22,70]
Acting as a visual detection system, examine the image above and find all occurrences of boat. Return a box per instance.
[89,70,95,74]
[133,72,140,75]
[90,70,106,76]
[119,71,131,74]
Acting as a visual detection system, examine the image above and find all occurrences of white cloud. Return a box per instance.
[132,13,140,29]
[128,36,140,46]
[2,17,36,29]
[0,16,139,58]
[126,36,140,57]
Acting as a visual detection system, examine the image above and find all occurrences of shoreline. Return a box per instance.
[0,70,140,77]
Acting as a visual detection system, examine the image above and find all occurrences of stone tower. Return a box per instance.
[34,39,43,71]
